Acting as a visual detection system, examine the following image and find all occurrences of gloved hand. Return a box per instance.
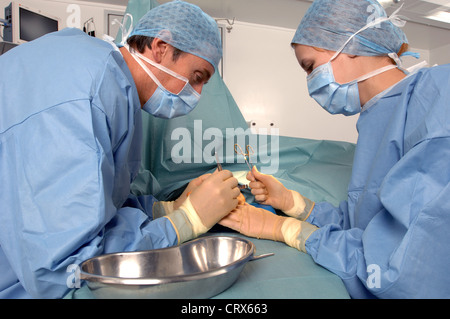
[247,167,315,221]
[219,203,285,242]
[152,173,211,219]
[174,173,212,210]
[237,192,246,206]
[159,170,240,244]
[188,169,240,230]
[220,204,319,253]
[246,166,294,211]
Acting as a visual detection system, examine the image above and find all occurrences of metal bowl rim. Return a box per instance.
[79,236,255,285]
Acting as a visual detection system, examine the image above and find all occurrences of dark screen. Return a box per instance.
[19,7,58,42]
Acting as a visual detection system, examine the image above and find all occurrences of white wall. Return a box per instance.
[222,21,360,143]
[431,43,450,66]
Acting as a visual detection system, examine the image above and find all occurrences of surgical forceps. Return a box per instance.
[216,151,249,190]
[214,152,223,171]
[234,144,255,171]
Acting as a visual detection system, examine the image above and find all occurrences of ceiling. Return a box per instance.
[398,0,450,29]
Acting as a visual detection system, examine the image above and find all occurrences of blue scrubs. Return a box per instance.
[0,28,178,298]
[304,64,450,298]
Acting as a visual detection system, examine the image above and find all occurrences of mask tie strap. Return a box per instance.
[131,49,201,98]
[125,44,200,98]
[354,64,397,83]
[124,44,167,90]
[133,50,192,83]
[113,13,134,46]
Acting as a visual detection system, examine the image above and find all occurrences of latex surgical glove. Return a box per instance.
[237,192,246,206]
[188,169,240,230]
[174,173,212,210]
[165,179,241,244]
[152,173,211,219]
[220,204,319,253]
[280,217,318,253]
[247,166,294,211]
[219,203,285,242]
[247,167,315,221]
[158,171,240,244]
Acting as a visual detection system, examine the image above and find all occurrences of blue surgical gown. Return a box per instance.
[0,28,179,298]
[304,64,450,298]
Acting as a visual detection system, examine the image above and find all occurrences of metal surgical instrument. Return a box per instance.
[234,144,255,171]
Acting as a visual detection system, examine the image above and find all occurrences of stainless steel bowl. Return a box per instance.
[80,236,266,299]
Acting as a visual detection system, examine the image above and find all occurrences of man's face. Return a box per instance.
[161,49,215,95]
[142,43,215,97]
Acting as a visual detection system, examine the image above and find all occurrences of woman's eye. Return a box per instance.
[305,65,313,74]
[301,61,313,74]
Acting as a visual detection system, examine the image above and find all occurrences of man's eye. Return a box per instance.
[192,73,203,84]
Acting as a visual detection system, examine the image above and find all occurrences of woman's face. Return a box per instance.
[293,44,367,84]
[293,44,404,107]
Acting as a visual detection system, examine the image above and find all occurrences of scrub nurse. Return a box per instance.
[0,1,239,298]
[220,0,450,298]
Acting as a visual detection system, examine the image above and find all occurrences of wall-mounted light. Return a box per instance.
[426,10,450,23]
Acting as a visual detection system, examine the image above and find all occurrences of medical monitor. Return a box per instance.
[4,2,59,44]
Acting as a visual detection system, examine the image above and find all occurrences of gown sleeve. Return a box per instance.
[307,200,352,229]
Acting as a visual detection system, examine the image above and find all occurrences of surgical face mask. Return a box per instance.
[125,44,201,119]
[307,60,397,116]
[306,6,405,116]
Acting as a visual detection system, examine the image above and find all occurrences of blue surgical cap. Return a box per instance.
[291,0,409,57]
[129,0,222,68]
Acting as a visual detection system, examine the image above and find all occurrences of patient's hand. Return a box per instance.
[247,167,294,212]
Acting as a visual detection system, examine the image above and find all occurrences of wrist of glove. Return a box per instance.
[281,217,318,253]
[283,190,315,221]
[165,196,209,244]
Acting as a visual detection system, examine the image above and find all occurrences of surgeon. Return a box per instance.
[220,0,450,298]
[0,0,240,299]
